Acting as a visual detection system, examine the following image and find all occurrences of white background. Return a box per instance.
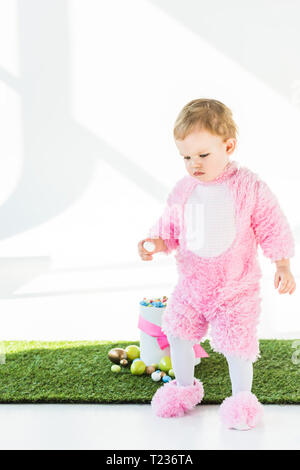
[0,0,299,341]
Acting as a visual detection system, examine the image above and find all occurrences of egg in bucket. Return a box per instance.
[138,241,208,366]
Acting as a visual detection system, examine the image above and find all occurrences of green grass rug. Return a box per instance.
[0,339,299,404]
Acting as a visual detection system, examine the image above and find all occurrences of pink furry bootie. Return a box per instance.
[151,378,204,418]
[219,391,263,430]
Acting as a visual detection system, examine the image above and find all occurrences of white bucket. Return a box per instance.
[139,304,200,367]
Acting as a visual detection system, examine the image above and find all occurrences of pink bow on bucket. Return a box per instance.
[138,314,209,358]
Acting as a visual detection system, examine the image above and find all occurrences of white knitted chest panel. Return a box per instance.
[184,182,236,257]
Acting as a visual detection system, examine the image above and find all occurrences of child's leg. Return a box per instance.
[225,355,253,395]
[151,331,205,418]
[167,333,196,386]
[220,355,262,430]
[209,294,263,429]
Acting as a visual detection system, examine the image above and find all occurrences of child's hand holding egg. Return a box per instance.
[137,238,167,261]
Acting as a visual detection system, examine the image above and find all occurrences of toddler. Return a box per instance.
[137,98,296,430]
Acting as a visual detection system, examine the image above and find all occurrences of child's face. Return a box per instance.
[175,128,236,182]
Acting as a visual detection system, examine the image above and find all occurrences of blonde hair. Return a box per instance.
[173,98,238,142]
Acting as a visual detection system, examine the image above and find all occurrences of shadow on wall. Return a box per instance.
[0,1,96,241]
[0,0,169,242]
[0,256,172,298]
[0,0,299,244]
[149,0,300,103]
[0,256,51,296]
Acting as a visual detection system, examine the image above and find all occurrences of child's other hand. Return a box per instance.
[137,238,167,261]
[274,267,296,295]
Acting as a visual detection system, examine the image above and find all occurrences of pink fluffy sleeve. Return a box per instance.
[147,186,182,255]
[251,178,295,263]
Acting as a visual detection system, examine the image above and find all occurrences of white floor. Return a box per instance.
[0,254,299,450]
[0,403,299,450]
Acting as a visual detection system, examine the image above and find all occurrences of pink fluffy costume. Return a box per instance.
[148,159,295,429]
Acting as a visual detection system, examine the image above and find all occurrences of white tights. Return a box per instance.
[167,333,253,395]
